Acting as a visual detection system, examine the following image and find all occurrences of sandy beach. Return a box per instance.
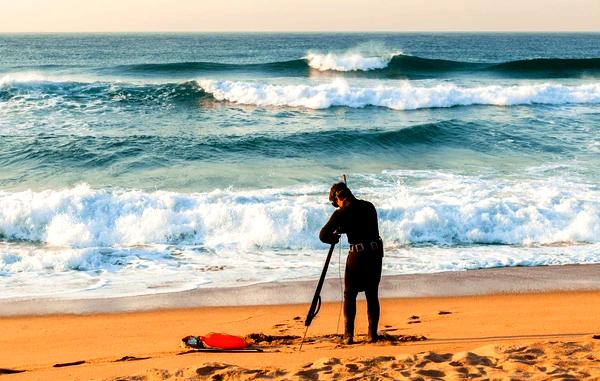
[2,266,600,380]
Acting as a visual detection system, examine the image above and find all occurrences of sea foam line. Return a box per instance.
[197,79,600,110]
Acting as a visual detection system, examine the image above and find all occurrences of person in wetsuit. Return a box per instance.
[319,182,383,344]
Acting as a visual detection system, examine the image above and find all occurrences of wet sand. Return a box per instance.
[2,263,600,316]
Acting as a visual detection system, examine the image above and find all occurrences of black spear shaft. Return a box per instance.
[299,243,336,350]
[304,243,336,326]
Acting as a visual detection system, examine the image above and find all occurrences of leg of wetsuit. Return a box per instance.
[344,251,360,342]
[365,286,380,341]
[366,250,383,342]
[343,287,358,341]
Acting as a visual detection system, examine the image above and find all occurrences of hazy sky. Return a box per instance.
[1,0,599,33]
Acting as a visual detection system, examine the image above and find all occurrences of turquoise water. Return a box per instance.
[1,33,599,299]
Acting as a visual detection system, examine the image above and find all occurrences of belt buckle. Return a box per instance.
[355,243,365,252]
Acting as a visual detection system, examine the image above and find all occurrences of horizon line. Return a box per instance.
[1,30,600,34]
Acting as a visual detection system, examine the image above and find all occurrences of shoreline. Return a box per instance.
[2,263,600,316]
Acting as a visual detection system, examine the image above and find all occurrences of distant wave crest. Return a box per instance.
[5,55,600,80]
[305,51,401,71]
[106,55,600,78]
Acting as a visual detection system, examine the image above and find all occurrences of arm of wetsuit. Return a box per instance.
[319,210,342,244]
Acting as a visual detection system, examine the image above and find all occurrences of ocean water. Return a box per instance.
[1,33,599,300]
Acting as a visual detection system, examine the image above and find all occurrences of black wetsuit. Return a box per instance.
[319,196,383,340]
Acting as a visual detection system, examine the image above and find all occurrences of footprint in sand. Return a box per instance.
[417,369,446,378]
[114,355,150,362]
[195,363,229,376]
[407,315,421,324]
[292,316,302,323]
[273,323,291,332]
[53,360,86,368]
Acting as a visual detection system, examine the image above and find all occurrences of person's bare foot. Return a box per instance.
[343,336,354,345]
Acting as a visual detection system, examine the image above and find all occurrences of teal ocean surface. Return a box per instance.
[1,33,599,299]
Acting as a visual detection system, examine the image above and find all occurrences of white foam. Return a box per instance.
[197,79,600,110]
[0,71,168,89]
[0,72,99,86]
[0,183,327,249]
[0,72,49,86]
[305,52,399,71]
[374,170,600,246]
[0,243,213,299]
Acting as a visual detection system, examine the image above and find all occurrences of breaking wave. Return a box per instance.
[197,79,600,110]
[4,75,600,112]
[1,174,598,250]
